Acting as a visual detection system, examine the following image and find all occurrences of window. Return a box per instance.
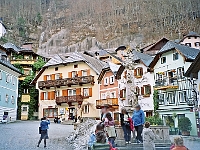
[72,71,77,78]
[6,74,10,83]
[141,85,151,96]
[134,67,143,77]
[120,89,126,98]
[110,76,114,84]
[23,89,29,94]
[11,96,14,104]
[83,88,89,97]
[56,90,60,97]
[22,107,28,112]
[173,53,179,60]
[195,42,200,47]
[136,86,140,95]
[101,93,106,99]
[46,75,51,80]
[0,70,2,80]
[185,43,191,47]
[104,77,109,85]
[82,70,87,77]
[5,94,8,102]
[188,37,191,39]
[110,92,116,98]
[44,92,48,100]
[43,108,58,118]
[74,64,78,68]
[161,57,166,64]
[55,73,60,80]
[177,67,184,79]
[12,76,15,85]
[83,105,89,113]
[158,93,164,105]
[178,91,186,103]
[167,92,175,104]
[68,89,76,96]
[55,67,58,71]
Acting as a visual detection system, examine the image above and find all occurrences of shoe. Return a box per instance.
[37,145,39,147]
[128,141,131,144]
[125,141,128,144]
[138,140,142,144]
[44,146,46,148]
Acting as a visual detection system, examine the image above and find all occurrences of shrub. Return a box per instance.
[146,116,163,125]
[178,117,192,132]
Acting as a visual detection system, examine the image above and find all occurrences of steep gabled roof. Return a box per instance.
[180,31,200,42]
[132,50,154,67]
[3,43,21,53]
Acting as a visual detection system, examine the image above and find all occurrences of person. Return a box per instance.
[120,108,131,144]
[37,117,50,148]
[104,112,116,148]
[132,104,145,143]
[143,121,155,150]
[101,105,112,122]
[171,137,188,150]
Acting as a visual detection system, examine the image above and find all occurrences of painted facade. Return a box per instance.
[180,31,200,49]
[0,46,21,122]
[0,22,6,38]
[151,41,200,136]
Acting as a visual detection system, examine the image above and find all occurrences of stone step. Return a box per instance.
[117,147,170,150]
[125,143,171,147]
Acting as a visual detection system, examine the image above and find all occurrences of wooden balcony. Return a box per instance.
[96,98,119,109]
[56,95,83,105]
[38,76,94,89]
[154,77,178,90]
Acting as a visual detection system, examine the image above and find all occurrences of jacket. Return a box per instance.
[120,113,129,126]
[172,146,188,150]
[132,109,145,126]
[143,128,155,150]
[128,117,134,131]
[88,133,96,147]
[40,120,50,131]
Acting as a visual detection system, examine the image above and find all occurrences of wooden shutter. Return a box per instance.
[51,91,55,100]
[51,74,55,80]
[59,73,62,79]
[43,75,47,81]
[134,69,137,76]
[140,67,143,76]
[68,72,72,78]
[141,86,144,95]
[62,90,68,96]
[148,84,151,94]
[87,69,90,76]
[120,90,123,98]
[89,88,92,97]
[40,92,44,100]
[78,70,82,77]
[76,88,81,95]
[124,70,127,79]
[48,92,51,100]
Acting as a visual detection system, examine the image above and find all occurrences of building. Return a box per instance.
[0,45,21,121]
[180,31,200,49]
[31,52,105,120]
[0,20,6,38]
[3,42,45,120]
[140,37,169,56]
[96,62,121,123]
[150,41,200,136]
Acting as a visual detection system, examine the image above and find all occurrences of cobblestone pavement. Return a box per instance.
[0,121,74,150]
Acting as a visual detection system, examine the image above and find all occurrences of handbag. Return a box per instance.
[124,121,130,126]
[39,127,41,134]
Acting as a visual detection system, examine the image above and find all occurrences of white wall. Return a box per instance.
[0,23,6,38]
[180,36,200,49]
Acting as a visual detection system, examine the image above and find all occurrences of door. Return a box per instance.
[69,108,75,120]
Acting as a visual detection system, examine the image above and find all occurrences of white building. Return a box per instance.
[0,22,6,38]
[180,31,200,49]
[150,41,200,136]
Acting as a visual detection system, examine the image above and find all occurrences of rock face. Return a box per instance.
[66,119,97,150]
[1,0,200,55]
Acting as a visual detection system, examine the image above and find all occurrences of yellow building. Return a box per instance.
[31,52,105,120]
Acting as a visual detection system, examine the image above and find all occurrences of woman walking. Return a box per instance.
[120,108,131,144]
[104,112,116,148]
[37,117,50,148]
[132,104,145,143]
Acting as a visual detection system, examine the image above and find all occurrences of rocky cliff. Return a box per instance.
[1,0,200,55]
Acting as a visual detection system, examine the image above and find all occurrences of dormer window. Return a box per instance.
[195,42,200,47]
[173,53,179,60]
[185,43,191,47]
[161,57,166,64]
[134,67,143,78]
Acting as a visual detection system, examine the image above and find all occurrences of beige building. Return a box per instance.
[180,31,200,49]
[31,52,105,120]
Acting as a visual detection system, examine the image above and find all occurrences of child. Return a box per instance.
[172,137,188,150]
[142,121,155,150]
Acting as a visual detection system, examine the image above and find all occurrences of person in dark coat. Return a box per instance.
[37,117,50,148]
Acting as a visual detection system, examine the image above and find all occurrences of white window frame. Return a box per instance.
[72,71,77,78]
[158,93,165,105]
[55,73,60,80]
[68,89,76,96]
[44,92,48,100]
[0,70,2,80]
[177,67,184,79]
[161,57,166,64]
[195,42,200,47]
[6,74,10,83]
[56,90,60,97]
[47,75,51,80]
[173,53,179,60]
[22,106,28,112]
[110,91,116,98]
[167,92,175,104]
[82,70,87,77]
[104,77,109,85]
[12,76,15,85]
[178,91,187,103]
[11,96,15,104]
[83,105,89,114]
[101,93,106,99]
[144,85,151,95]
[5,94,8,102]
[83,88,89,97]
[110,75,115,84]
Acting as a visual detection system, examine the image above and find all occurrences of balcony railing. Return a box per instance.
[38,76,94,89]
[56,95,83,105]
[96,98,118,109]
[154,77,178,90]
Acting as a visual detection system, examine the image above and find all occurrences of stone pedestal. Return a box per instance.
[150,126,170,143]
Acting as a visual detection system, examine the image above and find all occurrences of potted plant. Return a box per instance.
[178,117,192,136]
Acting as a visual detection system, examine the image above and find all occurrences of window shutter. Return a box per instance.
[40,92,44,100]
[141,87,144,95]
[43,75,47,81]
[148,84,151,94]
[134,69,137,76]
[62,90,68,96]
[51,91,55,100]
[124,70,127,79]
[76,88,81,95]
[140,67,143,76]
[48,92,51,100]
[78,70,82,77]
[68,72,72,78]
[89,88,92,97]
[87,69,90,76]
[51,74,55,80]
[59,73,62,79]
[120,90,123,98]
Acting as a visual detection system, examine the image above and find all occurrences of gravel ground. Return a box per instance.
[0,121,74,150]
